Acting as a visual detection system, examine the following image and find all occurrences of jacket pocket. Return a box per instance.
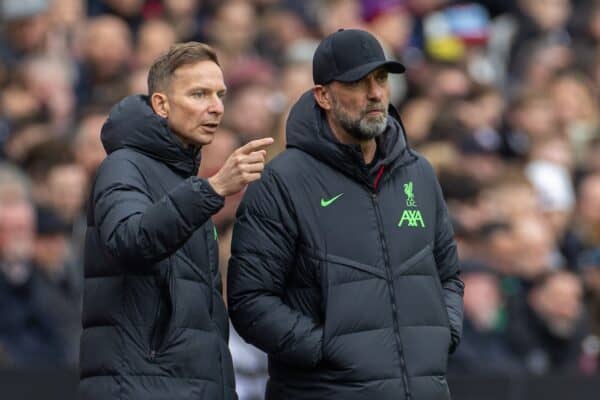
[393,243,433,277]
[394,243,450,327]
[318,252,388,372]
[392,244,452,375]
[149,262,175,359]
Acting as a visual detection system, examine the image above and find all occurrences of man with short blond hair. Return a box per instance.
[79,42,272,400]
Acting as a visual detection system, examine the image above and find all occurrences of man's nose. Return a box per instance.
[366,78,384,101]
[209,95,224,115]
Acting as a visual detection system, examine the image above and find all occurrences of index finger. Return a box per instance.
[238,137,274,154]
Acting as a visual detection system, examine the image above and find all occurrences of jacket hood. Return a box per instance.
[101,95,200,176]
[285,90,415,188]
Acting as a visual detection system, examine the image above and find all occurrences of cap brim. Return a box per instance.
[334,60,405,83]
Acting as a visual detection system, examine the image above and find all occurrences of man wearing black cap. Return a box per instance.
[228,29,464,400]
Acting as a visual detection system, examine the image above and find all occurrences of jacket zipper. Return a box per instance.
[208,224,223,399]
[207,225,215,317]
[149,267,171,361]
[371,192,412,400]
[149,289,162,360]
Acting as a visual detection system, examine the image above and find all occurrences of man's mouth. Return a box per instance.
[202,122,220,132]
[365,109,386,117]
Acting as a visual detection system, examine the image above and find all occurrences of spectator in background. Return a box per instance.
[206,0,269,87]
[87,0,147,33]
[438,170,487,238]
[400,96,438,146]
[361,0,413,59]
[480,172,539,226]
[476,222,516,276]
[457,86,505,154]
[22,139,88,227]
[515,37,573,94]
[449,260,523,375]
[424,62,473,103]
[360,0,411,104]
[21,55,76,134]
[127,66,151,95]
[161,0,205,42]
[505,90,558,158]
[70,111,108,260]
[279,61,315,110]
[2,122,49,164]
[509,0,573,84]
[258,7,312,66]
[72,111,108,181]
[75,15,133,109]
[588,48,600,96]
[525,134,576,245]
[549,71,600,169]
[33,207,82,365]
[578,249,600,338]
[224,83,281,143]
[316,0,364,37]
[562,173,600,263]
[50,0,85,36]
[33,207,81,299]
[457,135,505,185]
[583,137,600,176]
[268,61,316,157]
[0,75,46,134]
[134,19,177,70]
[0,163,66,366]
[128,18,178,95]
[508,270,588,374]
[510,216,563,281]
[0,0,51,66]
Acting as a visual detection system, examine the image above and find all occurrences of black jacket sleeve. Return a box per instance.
[94,156,224,263]
[227,168,323,368]
[433,177,464,353]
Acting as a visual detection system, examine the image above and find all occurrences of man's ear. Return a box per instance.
[150,92,169,118]
[313,85,332,111]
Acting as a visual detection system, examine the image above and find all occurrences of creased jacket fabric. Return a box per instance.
[228,91,464,400]
[79,95,236,400]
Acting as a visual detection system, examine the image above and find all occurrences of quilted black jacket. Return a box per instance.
[228,91,464,400]
[79,95,236,400]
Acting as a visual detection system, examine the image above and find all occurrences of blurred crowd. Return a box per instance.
[1,0,600,398]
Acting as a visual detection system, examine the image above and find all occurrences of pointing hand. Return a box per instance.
[207,137,274,197]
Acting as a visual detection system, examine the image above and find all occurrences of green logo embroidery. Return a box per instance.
[398,209,425,227]
[321,193,344,207]
[213,226,218,240]
[404,182,416,207]
[398,181,425,228]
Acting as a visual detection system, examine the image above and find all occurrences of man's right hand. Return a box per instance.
[207,137,274,197]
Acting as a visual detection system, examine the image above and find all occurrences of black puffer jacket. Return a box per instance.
[228,91,464,400]
[79,95,236,400]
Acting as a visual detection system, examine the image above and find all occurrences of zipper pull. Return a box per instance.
[149,350,156,360]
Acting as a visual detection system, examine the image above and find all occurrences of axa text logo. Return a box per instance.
[398,182,425,228]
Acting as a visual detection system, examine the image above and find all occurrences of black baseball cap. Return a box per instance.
[313,29,405,85]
